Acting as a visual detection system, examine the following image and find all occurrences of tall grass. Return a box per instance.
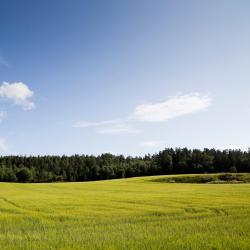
[0,174,249,249]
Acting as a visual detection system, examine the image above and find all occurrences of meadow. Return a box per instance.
[0,174,250,249]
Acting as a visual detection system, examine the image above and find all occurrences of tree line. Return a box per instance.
[0,148,250,182]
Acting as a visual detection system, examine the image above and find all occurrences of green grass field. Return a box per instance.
[0,174,250,250]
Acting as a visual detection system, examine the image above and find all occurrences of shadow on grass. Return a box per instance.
[152,173,250,184]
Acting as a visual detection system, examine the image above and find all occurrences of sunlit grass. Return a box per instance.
[0,174,250,249]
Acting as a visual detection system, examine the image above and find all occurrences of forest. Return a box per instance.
[0,148,250,183]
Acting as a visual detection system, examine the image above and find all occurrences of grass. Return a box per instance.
[0,174,250,249]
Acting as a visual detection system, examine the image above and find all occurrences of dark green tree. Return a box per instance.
[16,168,33,183]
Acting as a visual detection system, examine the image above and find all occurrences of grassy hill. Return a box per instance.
[0,174,250,249]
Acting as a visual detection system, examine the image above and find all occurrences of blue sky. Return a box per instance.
[0,0,250,156]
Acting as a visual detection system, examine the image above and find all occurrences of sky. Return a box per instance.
[0,0,250,156]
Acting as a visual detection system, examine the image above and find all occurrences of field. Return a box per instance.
[0,174,250,250]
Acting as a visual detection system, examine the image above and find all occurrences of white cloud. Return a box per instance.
[0,82,35,110]
[141,140,165,147]
[134,93,211,122]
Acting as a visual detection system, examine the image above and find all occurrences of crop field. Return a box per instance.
[0,174,250,250]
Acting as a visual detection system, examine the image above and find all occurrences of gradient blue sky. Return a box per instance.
[0,0,249,156]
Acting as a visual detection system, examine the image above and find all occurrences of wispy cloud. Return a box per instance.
[140,140,165,147]
[134,93,211,122]
[0,82,35,110]
[74,92,212,135]
[97,123,141,135]
[74,119,141,134]
[73,119,120,128]
[0,56,10,68]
